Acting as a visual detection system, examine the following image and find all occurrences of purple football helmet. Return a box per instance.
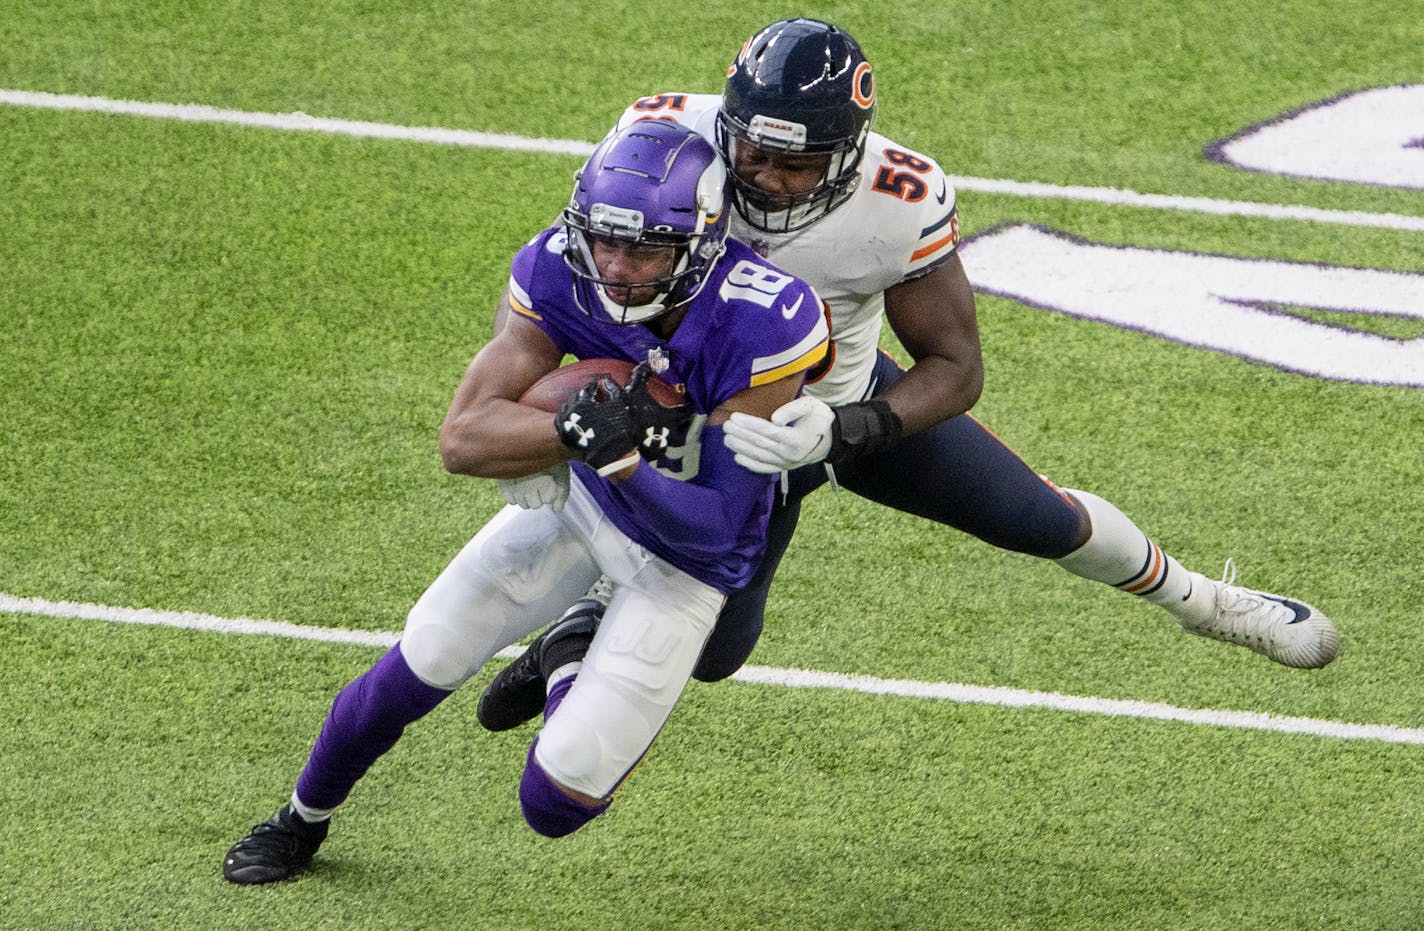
[564,119,730,325]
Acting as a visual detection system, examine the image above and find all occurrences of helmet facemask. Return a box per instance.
[564,199,724,325]
[716,113,868,233]
[563,124,729,326]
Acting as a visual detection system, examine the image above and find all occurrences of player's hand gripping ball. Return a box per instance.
[622,362,692,459]
[522,359,690,466]
[553,375,640,476]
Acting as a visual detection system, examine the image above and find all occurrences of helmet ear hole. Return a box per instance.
[720,18,874,232]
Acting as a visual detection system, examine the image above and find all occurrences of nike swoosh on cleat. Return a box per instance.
[780,294,804,319]
[1256,591,1312,623]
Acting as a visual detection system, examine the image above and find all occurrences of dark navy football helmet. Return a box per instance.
[563,120,729,325]
[717,18,876,232]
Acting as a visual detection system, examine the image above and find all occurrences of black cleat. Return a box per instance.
[222,805,329,885]
[476,598,603,731]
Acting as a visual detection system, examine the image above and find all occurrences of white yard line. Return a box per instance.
[0,89,596,156]
[942,174,1424,232]
[5,591,1420,746]
[4,88,1423,233]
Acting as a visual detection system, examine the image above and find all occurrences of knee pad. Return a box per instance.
[399,619,482,690]
[534,706,608,785]
[530,607,712,799]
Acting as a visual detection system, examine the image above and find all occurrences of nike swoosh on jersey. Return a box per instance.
[935,180,947,204]
[780,293,804,319]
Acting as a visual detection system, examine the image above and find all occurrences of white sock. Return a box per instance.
[290,793,334,824]
[546,661,583,692]
[1054,489,1202,618]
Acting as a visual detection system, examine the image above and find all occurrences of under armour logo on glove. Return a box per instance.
[625,362,692,464]
[561,412,595,448]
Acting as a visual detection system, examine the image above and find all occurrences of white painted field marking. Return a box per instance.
[3,88,1422,233]
[1208,85,1424,189]
[735,666,1422,744]
[0,88,596,156]
[0,592,402,649]
[943,174,1424,232]
[4,591,1420,746]
[960,224,1424,386]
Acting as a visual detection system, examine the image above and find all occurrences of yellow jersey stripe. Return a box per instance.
[750,338,830,387]
[508,293,542,321]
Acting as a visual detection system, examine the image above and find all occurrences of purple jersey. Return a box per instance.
[507,226,830,591]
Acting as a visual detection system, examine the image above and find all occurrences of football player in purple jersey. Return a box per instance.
[221,119,829,884]
[480,18,1339,733]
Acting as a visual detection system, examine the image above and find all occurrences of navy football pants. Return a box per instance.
[692,351,1086,682]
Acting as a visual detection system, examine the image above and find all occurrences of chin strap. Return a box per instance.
[825,399,903,464]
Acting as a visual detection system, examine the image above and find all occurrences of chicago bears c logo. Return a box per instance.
[852,61,875,109]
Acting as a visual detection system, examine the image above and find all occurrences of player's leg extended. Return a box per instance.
[518,527,724,836]
[294,504,599,811]
[1055,489,1338,667]
[835,373,1086,559]
[223,505,598,883]
[841,353,1337,668]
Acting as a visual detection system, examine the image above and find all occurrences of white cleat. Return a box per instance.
[1178,560,1340,668]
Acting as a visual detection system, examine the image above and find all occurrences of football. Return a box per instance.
[519,357,683,412]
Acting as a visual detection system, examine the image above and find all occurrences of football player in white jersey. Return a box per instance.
[480,18,1338,733]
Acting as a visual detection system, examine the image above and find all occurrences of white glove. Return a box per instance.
[723,396,835,474]
[496,464,571,511]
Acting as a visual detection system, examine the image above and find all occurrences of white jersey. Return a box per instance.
[617,93,962,406]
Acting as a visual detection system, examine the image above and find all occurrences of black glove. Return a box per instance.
[555,377,641,476]
[624,362,693,462]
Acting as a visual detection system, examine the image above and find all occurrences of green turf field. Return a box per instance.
[3,2,1422,929]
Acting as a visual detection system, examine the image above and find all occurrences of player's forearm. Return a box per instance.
[876,352,983,436]
[439,402,570,479]
[880,256,985,434]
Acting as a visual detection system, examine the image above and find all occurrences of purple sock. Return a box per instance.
[518,674,608,837]
[294,643,450,811]
[542,673,575,718]
[518,741,609,838]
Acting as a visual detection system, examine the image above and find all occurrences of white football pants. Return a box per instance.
[402,477,725,798]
